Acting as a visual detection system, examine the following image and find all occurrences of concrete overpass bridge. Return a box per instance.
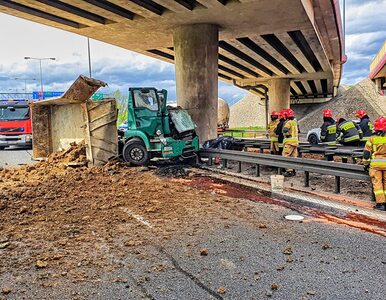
[370,40,386,94]
[0,0,344,140]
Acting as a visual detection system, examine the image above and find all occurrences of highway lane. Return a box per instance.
[0,147,34,167]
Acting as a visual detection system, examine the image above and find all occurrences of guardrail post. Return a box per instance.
[222,159,227,168]
[342,157,348,163]
[304,171,310,187]
[237,161,242,173]
[208,157,212,166]
[277,168,282,175]
[241,132,244,137]
[325,154,333,161]
[335,176,341,193]
[255,164,260,177]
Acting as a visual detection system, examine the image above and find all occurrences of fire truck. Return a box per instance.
[0,100,32,150]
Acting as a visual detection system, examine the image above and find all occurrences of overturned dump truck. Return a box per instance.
[31,76,117,166]
[119,87,199,166]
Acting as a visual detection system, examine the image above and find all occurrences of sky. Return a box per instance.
[0,0,385,104]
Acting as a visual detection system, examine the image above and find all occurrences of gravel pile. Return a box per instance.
[229,93,267,128]
[299,78,386,131]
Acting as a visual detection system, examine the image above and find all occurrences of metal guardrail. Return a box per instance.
[199,148,370,194]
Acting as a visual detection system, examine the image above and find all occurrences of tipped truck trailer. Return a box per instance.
[0,100,32,149]
[118,87,199,166]
[31,75,118,166]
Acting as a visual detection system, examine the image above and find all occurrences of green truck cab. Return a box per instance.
[119,87,199,166]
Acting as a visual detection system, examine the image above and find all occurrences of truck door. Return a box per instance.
[131,88,162,136]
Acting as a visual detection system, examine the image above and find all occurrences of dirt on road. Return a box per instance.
[1,145,385,300]
[0,144,259,290]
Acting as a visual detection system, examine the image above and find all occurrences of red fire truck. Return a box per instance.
[0,100,32,150]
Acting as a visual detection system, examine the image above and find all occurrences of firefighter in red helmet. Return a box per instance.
[363,116,386,211]
[320,109,337,146]
[275,110,287,155]
[356,110,374,144]
[268,111,280,154]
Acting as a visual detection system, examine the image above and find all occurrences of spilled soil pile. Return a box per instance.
[299,78,386,131]
[0,148,257,287]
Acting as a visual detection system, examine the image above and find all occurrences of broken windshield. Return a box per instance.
[0,107,30,121]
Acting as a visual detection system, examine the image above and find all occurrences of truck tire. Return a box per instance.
[0,146,5,150]
[122,139,149,166]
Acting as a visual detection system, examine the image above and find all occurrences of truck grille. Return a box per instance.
[0,127,24,133]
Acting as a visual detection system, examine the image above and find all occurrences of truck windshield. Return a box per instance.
[0,107,30,121]
[133,90,159,111]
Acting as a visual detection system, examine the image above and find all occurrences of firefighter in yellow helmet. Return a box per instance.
[268,111,280,154]
[363,116,386,211]
[282,109,299,177]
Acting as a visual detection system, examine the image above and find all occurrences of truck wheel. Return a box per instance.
[122,139,149,166]
[0,146,5,150]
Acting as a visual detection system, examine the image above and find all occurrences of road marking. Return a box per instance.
[121,207,153,228]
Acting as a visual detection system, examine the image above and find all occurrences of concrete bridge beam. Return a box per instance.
[173,24,219,142]
[268,78,291,112]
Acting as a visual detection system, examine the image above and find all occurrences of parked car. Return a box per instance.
[306,127,321,144]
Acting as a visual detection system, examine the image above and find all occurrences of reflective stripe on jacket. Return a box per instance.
[320,121,336,144]
[268,119,279,142]
[337,121,360,143]
[359,117,373,139]
[364,134,386,167]
[283,119,299,145]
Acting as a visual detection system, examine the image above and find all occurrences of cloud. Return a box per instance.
[341,0,386,85]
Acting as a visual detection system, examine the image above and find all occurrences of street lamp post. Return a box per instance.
[24,57,56,99]
[14,77,36,92]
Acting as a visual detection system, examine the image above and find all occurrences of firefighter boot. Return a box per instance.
[374,203,386,211]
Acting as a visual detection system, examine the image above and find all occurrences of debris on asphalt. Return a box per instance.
[35,260,48,269]
[200,248,209,256]
[0,242,10,250]
[271,283,278,290]
[154,164,191,178]
[1,287,11,294]
[282,247,293,255]
[217,287,226,294]
[307,290,317,295]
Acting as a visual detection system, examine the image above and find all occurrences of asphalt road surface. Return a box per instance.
[1,151,385,300]
[0,147,34,167]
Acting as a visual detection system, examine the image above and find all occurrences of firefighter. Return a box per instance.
[363,116,386,211]
[320,109,337,146]
[356,110,374,144]
[275,110,287,155]
[268,111,280,154]
[336,118,362,146]
[282,109,298,177]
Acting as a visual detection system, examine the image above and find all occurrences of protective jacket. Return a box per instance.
[363,133,386,168]
[268,119,279,142]
[363,133,386,204]
[320,118,336,145]
[282,119,299,146]
[359,117,373,141]
[275,119,286,148]
[337,120,361,144]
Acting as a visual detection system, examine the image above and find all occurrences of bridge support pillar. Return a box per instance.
[173,24,219,142]
[268,79,291,112]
